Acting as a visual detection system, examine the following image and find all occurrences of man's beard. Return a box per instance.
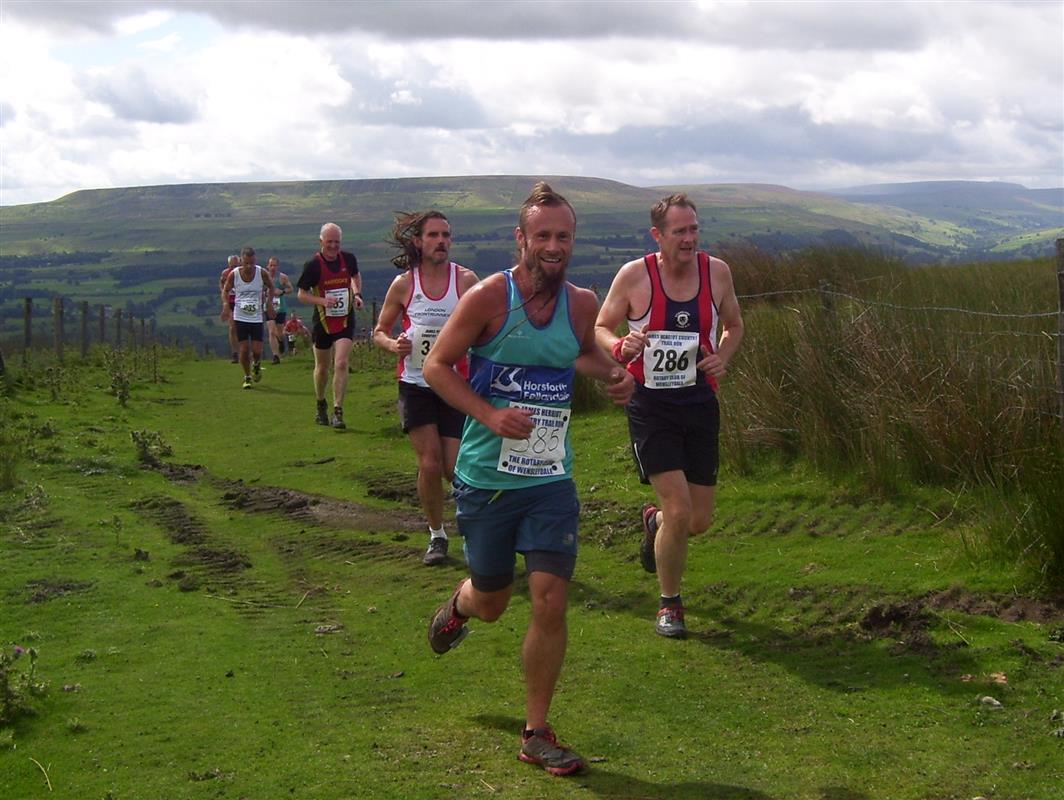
[526,254,566,297]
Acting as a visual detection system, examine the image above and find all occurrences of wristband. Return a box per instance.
[612,338,627,363]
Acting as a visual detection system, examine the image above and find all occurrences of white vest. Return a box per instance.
[233,266,265,323]
[399,262,462,387]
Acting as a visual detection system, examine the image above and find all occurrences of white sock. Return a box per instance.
[429,527,447,540]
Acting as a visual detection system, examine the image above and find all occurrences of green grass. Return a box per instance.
[1,349,1062,799]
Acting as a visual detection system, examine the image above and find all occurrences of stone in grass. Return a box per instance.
[979,696,1003,710]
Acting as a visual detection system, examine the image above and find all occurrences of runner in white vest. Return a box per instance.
[221,246,276,389]
[372,211,478,565]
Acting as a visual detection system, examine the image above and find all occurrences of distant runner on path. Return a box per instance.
[296,223,363,429]
[423,182,633,777]
[266,256,294,364]
[283,313,310,356]
[219,254,240,362]
[221,246,276,389]
[595,192,744,639]
[372,210,478,566]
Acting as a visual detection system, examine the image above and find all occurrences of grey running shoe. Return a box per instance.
[242,375,253,390]
[640,504,659,573]
[330,407,346,430]
[315,400,329,426]
[423,537,448,565]
[656,605,687,639]
[519,727,586,776]
[272,354,281,365]
[252,361,262,382]
[428,582,469,654]
[230,352,239,364]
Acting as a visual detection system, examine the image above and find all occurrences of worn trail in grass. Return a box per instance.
[1,348,1061,799]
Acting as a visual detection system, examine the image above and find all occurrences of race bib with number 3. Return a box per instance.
[408,325,442,369]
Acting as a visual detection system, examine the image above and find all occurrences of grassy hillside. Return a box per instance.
[1,176,1061,354]
[1,347,1062,799]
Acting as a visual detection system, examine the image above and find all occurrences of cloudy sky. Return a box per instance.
[1,0,1061,206]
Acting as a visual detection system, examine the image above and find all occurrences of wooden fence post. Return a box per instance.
[99,305,107,344]
[1056,238,1064,424]
[819,280,834,316]
[115,309,123,348]
[53,297,64,363]
[80,301,90,358]
[23,297,33,354]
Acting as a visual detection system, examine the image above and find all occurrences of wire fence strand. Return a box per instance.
[738,286,1058,319]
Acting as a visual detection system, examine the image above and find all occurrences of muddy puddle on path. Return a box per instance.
[216,479,425,534]
[859,587,1064,657]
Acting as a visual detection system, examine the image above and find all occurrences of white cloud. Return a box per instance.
[0,1,1060,205]
[113,9,173,36]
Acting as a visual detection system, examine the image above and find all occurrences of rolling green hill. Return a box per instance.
[1,175,1060,351]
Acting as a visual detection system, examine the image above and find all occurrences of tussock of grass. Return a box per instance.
[724,248,1063,585]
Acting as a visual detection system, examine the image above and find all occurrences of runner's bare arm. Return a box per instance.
[219,272,234,320]
[696,257,744,378]
[371,273,413,356]
[573,287,634,406]
[351,269,364,310]
[595,259,649,363]
[261,272,276,320]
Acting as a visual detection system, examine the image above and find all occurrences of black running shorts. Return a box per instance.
[626,389,719,486]
[398,381,465,438]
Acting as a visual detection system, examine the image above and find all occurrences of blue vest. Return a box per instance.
[455,270,580,489]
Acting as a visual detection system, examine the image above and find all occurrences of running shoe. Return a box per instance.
[428,581,469,654]
[519,726,586,776]
[252,361,262,382]
[330,407,346,430]
[656,605,687,639]
[230,352,238,364]
[242,375,253,390]
[640,504,659,573]
[423,537,448,565]
[272,355,281,365]
[315,400,329,426]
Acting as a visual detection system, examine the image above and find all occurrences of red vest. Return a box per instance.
[313,253,355,334]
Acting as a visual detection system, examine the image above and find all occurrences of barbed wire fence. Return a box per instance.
[4,240,1064,419]
[734,238,1064,423]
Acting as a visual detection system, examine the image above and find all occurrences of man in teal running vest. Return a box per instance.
[423,182,633,776]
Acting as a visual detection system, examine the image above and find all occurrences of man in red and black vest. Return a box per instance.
[297,222,364,429]
[595,193,745,640]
